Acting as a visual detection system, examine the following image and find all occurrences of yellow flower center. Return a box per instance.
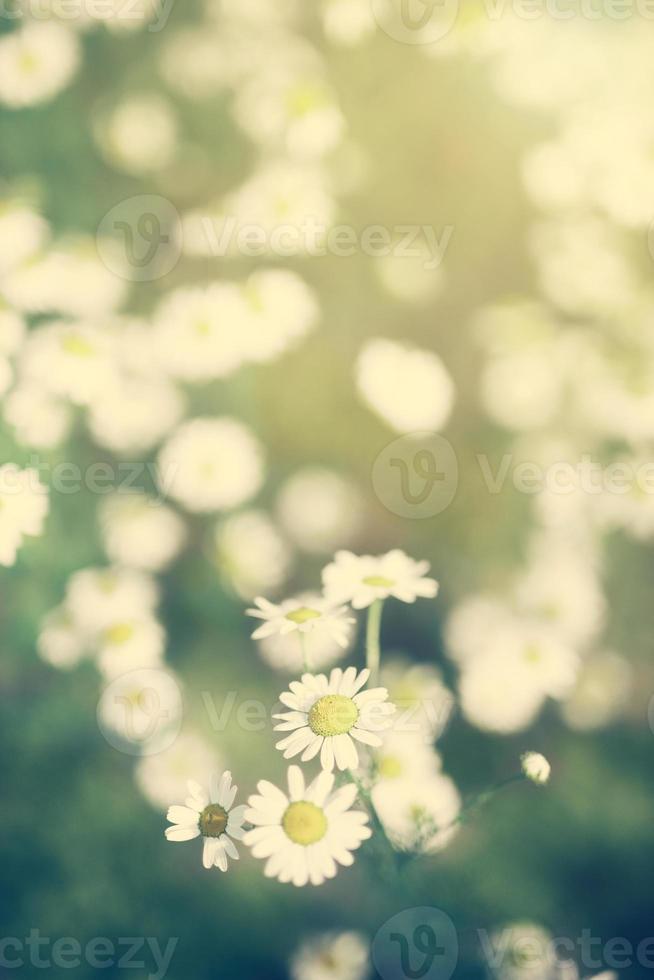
[286,606,322,625]
[199,804,228,838]
[61,333,95,357]
[524,645,542,664]
[309,694,358,737]
[287,84,328,117]
[378,755,403,779]
[282,801,327,846]
[105,622,135,646]
[363,575,394,588]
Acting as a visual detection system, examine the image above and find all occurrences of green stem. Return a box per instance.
[347,769,398,872]
[441,773,526,834]
[365,599,384,684]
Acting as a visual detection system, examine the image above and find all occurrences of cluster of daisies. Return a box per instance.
[165,550,550,885]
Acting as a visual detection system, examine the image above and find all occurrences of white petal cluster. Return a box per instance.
[157,417,264,513]
[244,765,371,886]
[274,667,395,772]
[356,338,455,433]
[0,22,80,108]
[214,510,292,600]
[165,772,246,871]
[276,468,364,554]
[290,932,369,980]
[322,549,439,609]
[38,566,166,681]
[0,464,49,566]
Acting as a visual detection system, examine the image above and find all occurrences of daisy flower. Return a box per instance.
[165,771,246,871]
[322,549,439,610]
[273,667,395,771]
[247,594,354,649]
[244,765,371,886]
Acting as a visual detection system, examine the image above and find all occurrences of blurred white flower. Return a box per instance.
[99,494,186,572]
[372,771,461,853]
[37,605,87,670]
[530,218,636,318]
[87,377,185,454]
[153,282,246,382]
[322,0,376,46]
[234,67,345,159]
[0,464,49,566]
[290,931,369,980]
[0,22,80,108]
[458,622,579,734]
[244,765,371,886]
[445,595,514,664]
[96,95,177,175]
[224,162,335,256]
[356,339,454,433]
[375,240,445,306]
[257,621,352,674]
[97,666,182,745]
[521,752,551,785]
[159,28,233,99]
[158,417,264,513]
[276,468,363,554]
[487,922,555,980]
[135,730,222,810]
[381,659,453,740]
[165,771,246,872]
[19,321,118,405]
[0,205,48,275]
[96,615,166,680]
[573,343,654,444]
[561,651,632,732]
[515,537,606,649]
[214,510,292,601]
[236,268,319,364]
[322,549,438,609]
[374,728,442,783]
[3,384,72,449]
[65,566,159,635]
[5,240,128,317]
